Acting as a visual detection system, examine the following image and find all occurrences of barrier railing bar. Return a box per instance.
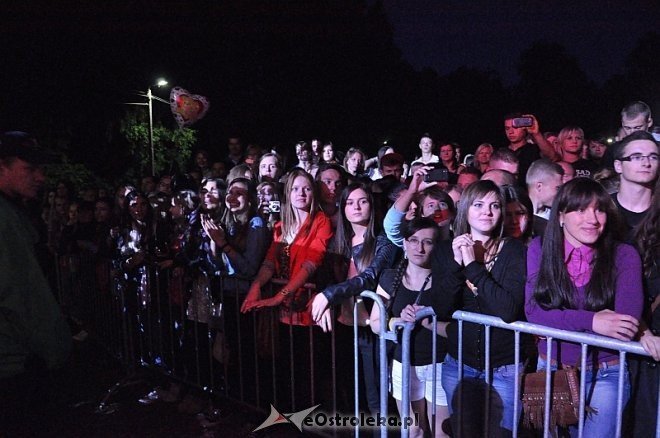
[578,343,587,438]
[484,324,491,438]
[393,306,436,438]
[513,330,520,438]
[543,337,552,438]
[431,318,437,438]
[359,291,395,438]
[615,350,626,438]
[452,311,650,356]
[353,300,360,438]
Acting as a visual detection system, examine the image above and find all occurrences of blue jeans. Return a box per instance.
[537,358,630,437]
[442,354,522,432]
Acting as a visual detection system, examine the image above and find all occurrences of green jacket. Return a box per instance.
[0,194,71,378]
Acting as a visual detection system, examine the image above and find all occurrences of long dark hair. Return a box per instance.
[502,184,534,244]
[533,178,624,311]
[634,177,660,278]
[334,182,378,273]
[219,177,257,252]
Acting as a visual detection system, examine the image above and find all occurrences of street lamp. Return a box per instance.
[126,78,169,176]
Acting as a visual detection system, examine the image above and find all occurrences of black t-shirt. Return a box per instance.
[379,268,447,365]
[611,193,648,242]
[571,159,600,179]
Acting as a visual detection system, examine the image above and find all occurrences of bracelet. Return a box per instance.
[280,288,291,296]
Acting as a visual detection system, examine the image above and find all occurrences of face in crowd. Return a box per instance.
[344,187,371,227]
[614,138,659,186]
[289,175,314,212]
[440,144,455,163]
[621,114,653,137]
[128,193,149,223]
[504,201,528,239]
[318,168,344,206]
[200,180,221,211]
[323,144,335,162]
[504,119,527,145]
[466,190,502,239]
[195,151,209,169]
[561,130,584,157]
[225,180,250,215]
[476,144,493,166]
[419,136,433,156]
[259,155,281,182]
[345,152,364,175]
[403,225,436,269]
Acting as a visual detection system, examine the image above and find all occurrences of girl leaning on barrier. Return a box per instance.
[240,168,332,323]
[370,217,448,438]
[434,179,527,434]
[628,175,660,437]
[200,177,271,387]
[175,178,227,413]
[240,168,332,409]
[310,182,400,414]
[111,190,155,313]
[525,177,644,436]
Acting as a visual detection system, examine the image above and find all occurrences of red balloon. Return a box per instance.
[169,87,210,128]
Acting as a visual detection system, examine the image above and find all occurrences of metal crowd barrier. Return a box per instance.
[53,252,340,424]
[357,291,439,438]
[55,254,659,437]
[452,310,660,438]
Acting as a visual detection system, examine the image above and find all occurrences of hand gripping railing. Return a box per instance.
[452,310,659,438]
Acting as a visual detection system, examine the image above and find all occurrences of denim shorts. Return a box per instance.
[391,359,447,406]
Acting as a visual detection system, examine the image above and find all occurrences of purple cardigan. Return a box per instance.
[525,237,643,365]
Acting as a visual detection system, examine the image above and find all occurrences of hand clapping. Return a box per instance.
[201,215,226,245]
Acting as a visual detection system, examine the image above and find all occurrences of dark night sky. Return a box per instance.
[2,0,659,173]
[383,0,659,85]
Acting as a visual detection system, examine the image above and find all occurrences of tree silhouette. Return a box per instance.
[514,41,598,132]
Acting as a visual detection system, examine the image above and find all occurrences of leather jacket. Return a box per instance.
[322,232,400,304]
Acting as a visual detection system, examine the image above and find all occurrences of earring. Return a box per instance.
[560,222,564,228]
[404,252,408,260]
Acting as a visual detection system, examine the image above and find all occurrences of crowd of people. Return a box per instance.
[1,100,659,436]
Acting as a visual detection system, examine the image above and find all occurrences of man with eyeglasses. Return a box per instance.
[612,131,659,238]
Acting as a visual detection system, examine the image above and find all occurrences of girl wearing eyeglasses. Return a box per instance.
[370,217,447,437]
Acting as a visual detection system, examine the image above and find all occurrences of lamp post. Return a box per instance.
[127,78,169,176]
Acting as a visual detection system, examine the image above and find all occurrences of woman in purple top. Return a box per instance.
[525,177,643,436]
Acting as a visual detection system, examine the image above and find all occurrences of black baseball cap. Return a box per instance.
[0,131,57,164]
